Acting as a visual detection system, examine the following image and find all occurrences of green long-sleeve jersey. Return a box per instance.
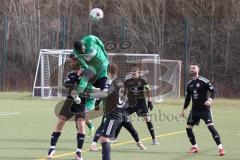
[73,35,109,94]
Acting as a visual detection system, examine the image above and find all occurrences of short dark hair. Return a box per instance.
[131,63,140,68]
[108,63,118,76]
[190,63,200,68]
[73,41,83,51]
[69,53,76,58]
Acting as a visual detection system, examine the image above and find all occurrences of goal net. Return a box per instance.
[33,49,181,102]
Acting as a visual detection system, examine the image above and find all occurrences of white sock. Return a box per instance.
[218,144,223,149]
[76,148,81,152]
[193,144,198,148]
[50,146,56,149]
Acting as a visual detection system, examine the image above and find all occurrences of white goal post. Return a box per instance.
[33,49,181,102]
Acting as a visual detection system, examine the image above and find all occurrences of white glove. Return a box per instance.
[74,96,81,104]
[70,90,81,104]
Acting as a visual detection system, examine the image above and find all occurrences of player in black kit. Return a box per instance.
[180,63,225,156]
[89,63,146,160]
[123,64,159,145]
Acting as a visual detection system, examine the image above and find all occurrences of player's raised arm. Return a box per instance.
[89,89,108,98]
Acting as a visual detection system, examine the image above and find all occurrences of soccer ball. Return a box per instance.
[89,8,104,21]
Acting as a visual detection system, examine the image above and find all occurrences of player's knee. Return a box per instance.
[206,123,214,127]
[57,118,66,126]
[76,118,85,133]
[144,116,151,122]
[186,125,193,129]
[59,115,67,122]
[100,136,110,143]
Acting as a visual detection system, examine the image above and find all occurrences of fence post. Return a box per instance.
[1,16,8,91]
[184,17,189,96]
[60,16,67,49]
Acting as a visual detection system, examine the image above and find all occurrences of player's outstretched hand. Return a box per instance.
[71,90,81,104]
[148,101,153,111]
[74,96,81,104]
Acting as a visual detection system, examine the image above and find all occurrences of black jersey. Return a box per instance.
[63,71,80,95]
[124,75,149,106]
[103,78,125,114]
[184,76,216,110]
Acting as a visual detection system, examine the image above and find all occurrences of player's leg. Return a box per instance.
[143,115,159,145]
[90,115,105,151]
[136,100,159,144]
[202,110,225,156]
[74,104,87,160]
[47,99,73,159]
[85,97,95,137]
[100,136,111,160]
[100,117,122,160]
[75,117,85,160]
[122,120,147,150]
[85,118,94,137]
[111,123,122,143]
[186,110,199,153]
[47,117,66,159]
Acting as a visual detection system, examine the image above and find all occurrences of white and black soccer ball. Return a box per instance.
[89,8,104,21]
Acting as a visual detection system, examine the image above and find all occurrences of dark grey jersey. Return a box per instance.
[103,78,125,114]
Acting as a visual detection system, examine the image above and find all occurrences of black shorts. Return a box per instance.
[187,109,213,126]
[101,108,123,138]
[58,97,86,120]
[126,99,149,117]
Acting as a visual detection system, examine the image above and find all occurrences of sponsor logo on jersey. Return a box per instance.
[196,83,200,87]
[84,48,97,61]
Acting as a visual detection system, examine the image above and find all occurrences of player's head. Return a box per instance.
[73,41,86,54]
[108,63,118,78]
[69,53,81,70]
[131,64,140,78]
[189,63,200,77]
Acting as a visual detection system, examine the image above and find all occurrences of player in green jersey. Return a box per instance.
[73,35,109,95]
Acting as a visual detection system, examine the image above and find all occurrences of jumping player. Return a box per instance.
[72,35,109,95]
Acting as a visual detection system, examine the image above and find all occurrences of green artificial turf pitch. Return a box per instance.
[0,92,239,160]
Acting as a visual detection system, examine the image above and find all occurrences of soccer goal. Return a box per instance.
[32,49,181,102]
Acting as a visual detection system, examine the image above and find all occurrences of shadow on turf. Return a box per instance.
[111,147,230,159]
[170,147,224,160]
[0,138,94,143]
